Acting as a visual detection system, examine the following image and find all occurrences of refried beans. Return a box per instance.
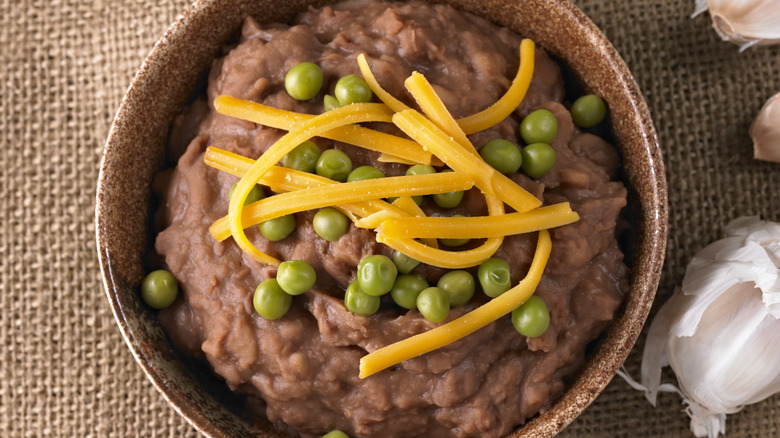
[153,1,629,436]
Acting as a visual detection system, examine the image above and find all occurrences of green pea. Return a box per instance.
[357,254,398,296]
[323,431,350,438]
[392,249,420,274]
[312,208,349,241]
[229,182,265,206]
[283,141,320,173]
[440,237,470,247]
[479,139,522,174]
[334,74,373,106]
[432,170,464,208]
[571,94,607,128]
[521,143,556,179]
[324,94,341,112]
[276,260,316,296]
[520,109,558,145]
[344,280,380,316]
[416,286,450,323]
[478,257,512,298]
[407,164,436,175]
[440,215,470,247]
[436,270,475,307]
[347,165,384,182]
[406,164,436,204]
[390,274,428,309]
[316,149,352,182]
[253,279,292,320]
[284,62,324,101]
[511,296,550,337]
[259,214,296,242]
[141,269,179,309]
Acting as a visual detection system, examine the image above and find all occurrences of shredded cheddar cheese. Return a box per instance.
[359,229,552,378]
[206,146,414,241]
[379,203,579,239]
[456,39,535,134]
[227,103,397,265]
[214,95,433,165]
[401,69,507,268]
[199,38,588,378]
[359,38,535,136]
[376,153,418,165]
[393,108,542,213]
[390,196,439,249]
[356,53,410,114]
[214,172,474,241]
[375,232,504,269]
[405,72,475,154]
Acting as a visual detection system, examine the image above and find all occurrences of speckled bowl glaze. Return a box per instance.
[96,0,667,436]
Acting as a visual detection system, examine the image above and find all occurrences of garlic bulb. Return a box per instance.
[694,0,780,50]
[640,216,780,438]
[752,92,780,163]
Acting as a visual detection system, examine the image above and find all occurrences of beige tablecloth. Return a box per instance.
[1,0,779,436]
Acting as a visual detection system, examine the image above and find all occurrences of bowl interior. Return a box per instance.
[96,0,667,436]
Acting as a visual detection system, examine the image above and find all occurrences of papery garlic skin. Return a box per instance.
[752,92,780,163]
[641,216,780,438]
[694,0,780,50]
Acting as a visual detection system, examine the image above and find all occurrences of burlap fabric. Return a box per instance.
[1,0,779,436]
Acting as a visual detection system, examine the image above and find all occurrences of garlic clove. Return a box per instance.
[639,216,780,438]
[695,0,780,50]
[752,92,780,163]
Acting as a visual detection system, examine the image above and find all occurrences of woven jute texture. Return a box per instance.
[1,0,779,436]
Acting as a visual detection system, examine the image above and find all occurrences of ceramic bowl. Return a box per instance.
[96,0,667,436]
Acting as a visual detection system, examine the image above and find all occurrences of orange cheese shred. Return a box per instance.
[390,196,439,249]
[402,69,507,265]
[379,203,579,239]
[359,229,552,378]
[226,103,396,265]
[213,172,473,241]
[456,39,535,134]
[214,95,433,165]
[356,53,410,114]
[405,71,475,155]
[393,108,542,213]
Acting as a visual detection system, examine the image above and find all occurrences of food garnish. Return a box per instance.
[285,62,324,101]
[376,203,579,239]
[415,286,450,323]
[210,171,474,241]
[259,214,296,242]
[570,94,607,128]
[313,208,350,242]
[436,270,476,307]
[228,102,397,266]
[203,39,588,377]
[214,95,435,165]
[521,142,557,179]
[520,108,558,143]
[511,295,550,337]
[141,270,179,309]
[479,139,523,174]
[356,38,536,135]
[478,258,512,298]
[253,279,292,320]
[276,260,317,296]
[359,229,551,378]
[323,429,350,438]
[334,74,374,106]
